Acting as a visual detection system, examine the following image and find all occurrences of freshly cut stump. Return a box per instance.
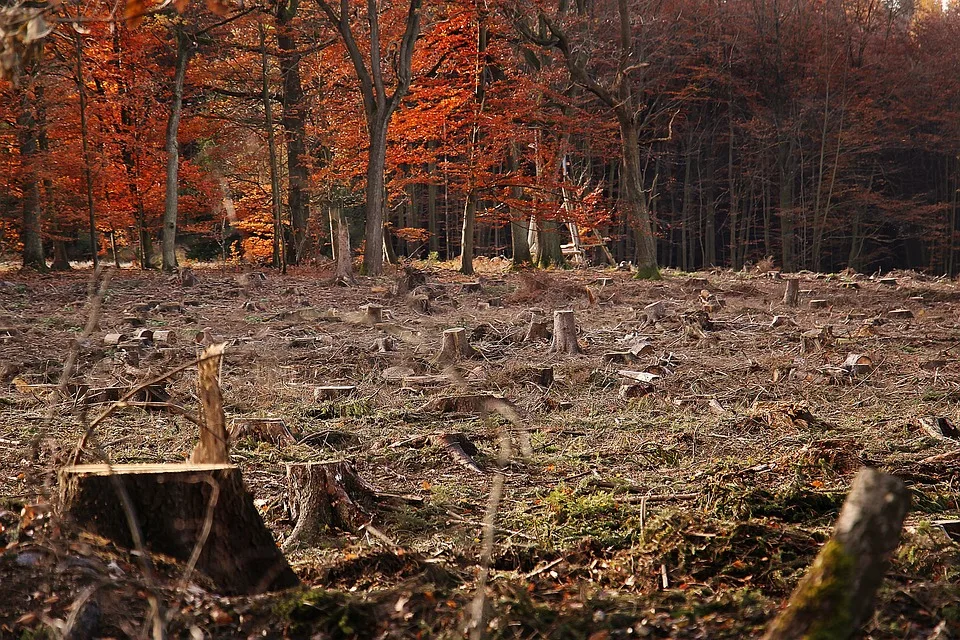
[283,462,377,551]
[549,309,581,354]
[782,279,800,307]
[435,327,477,364]
[60,463,299,595]
[763,468,908,640]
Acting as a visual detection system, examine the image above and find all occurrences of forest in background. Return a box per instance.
[1,0,959,277]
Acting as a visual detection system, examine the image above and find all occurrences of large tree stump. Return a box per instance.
[549,309,581,354]
[283,462,377,551]
[59,463,299,595]
[763,468,909,640]
[782,278,800,307]
[434,327,477,364]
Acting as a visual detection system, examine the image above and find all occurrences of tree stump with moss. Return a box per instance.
[59,463,299,595]
[283,462,377,551]
[762,467,908,640]
[549,309,581,354]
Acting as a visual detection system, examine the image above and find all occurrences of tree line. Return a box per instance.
[1,0,958,277]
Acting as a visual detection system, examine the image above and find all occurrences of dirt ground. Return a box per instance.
[2,259,959,639]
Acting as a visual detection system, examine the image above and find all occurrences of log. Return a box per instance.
[59,463,299,594]
[762,468,908,640]
[283,462,377,551]
[434,327,477,364]
[549,309,581,354]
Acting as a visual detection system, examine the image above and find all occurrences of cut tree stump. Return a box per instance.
[314,385,357,401]
[361,304,384,325]
[523,316,550,343]
[462,281,482,293]
[809,299,829,309]
[763,468,908,640]
[435,327,477,364]
[229,418,296,446]
[408,294,430,314]
[888,308,914,320]
[782,279,800,307]
[59,463,299,595]
[549,309,581,354]
[373,337,396,353]
[283,461,377,551]
[643,301,666,324]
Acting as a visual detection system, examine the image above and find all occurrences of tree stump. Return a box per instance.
[373,337,396,353]
[763,468,908,640]
[229,418,296,446]
[523,316,550,343]
[462,281,482,293]
[549,309,581,354]
[782,278,800,307]
[362,304,384,325]
[434,327,476,364]
[190,343,229,465]
[643,301,666,324]
[59,463,299,595]
[809,299,829,309]
[408,294,430,314]
[283,462,377,551]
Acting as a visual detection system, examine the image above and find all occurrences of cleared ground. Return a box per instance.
[1,260,959,638]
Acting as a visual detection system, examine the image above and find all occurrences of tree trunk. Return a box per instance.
[778,138,797,272]
[161,27,192,273]
[364,118,389,275]
[763,468,908,640]
[427,156,439,255]
[620,118,659,278]
[18,86,45,271]
[460,196,476,274]
[60,463,300,595]
[277,0,311,264]
[331,205,355,285]
[260,23,286,273]
[535,219,564,268]
[76,30,98,267]
[35,84,69,272]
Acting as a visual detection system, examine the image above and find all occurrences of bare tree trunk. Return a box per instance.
[260,23,286,273]
[331,205,355,285]
[460,196,476,275]
[620,118,659,278]
[75,30,98,268]
[17,84,45,271]
[161,27,192,273]
[277,0,311,263]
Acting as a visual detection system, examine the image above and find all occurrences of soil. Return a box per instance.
[2,260,959,638]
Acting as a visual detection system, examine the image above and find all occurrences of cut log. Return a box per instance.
[888,308,914,320]
[434,327,477,364]
[809,299,829,309]
[842,353,873,375]
[762,468,908,640]
[190,343,229,465]
[104,333,126,346]
[782,279,800,307]
[59,463,299,594]
[283,461,377,550]
[229,418,295,446]
[153,330,176,344]
[462,281,482,293]
[549,309,581,354]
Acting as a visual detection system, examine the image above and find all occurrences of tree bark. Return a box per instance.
[76,30,98,267]
[283,461,377,551]
[260,22,286,273]
[620,118,659,278]
[763,468,908,640]
[161,27,193,273]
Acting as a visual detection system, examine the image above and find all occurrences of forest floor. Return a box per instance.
[2,259,960,639]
